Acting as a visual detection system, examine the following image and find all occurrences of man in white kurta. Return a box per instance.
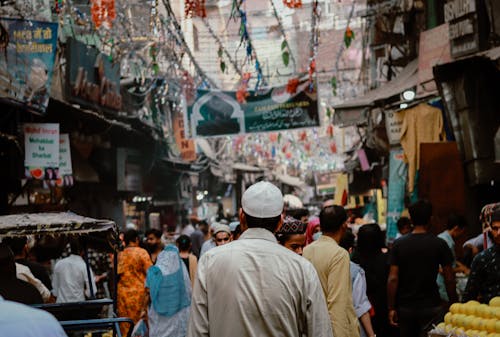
[187,181,332,337]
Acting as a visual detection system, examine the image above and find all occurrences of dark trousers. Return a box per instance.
[398,306,443,337]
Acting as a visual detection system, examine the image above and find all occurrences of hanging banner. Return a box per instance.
[24,123,60,180]
[0,18,58,112]
[65,38,122,113]
[186,80,319,138]
[173,111,196,162]
[386,148,407,243]
[58,134,74,186]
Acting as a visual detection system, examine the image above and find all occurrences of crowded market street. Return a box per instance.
[0,0,499,337]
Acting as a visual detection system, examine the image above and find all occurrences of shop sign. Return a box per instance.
[65,38,121,112]
[24,123,59,180]
[386,148,407,243]
[444,0,480,58]
[117,148,143,192]
[0,18,58,112]
[418,24,452,94]
[173,111,196,162]
[385,109,406,145]
[58,134,73,186]
[186,79,319,138]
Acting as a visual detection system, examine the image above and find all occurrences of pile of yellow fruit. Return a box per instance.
[433,297,500,337]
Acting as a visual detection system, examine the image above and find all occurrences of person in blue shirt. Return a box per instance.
[0,296,67,337]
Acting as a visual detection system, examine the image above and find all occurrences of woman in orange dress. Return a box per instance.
[117,229,152,336]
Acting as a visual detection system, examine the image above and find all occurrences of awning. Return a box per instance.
[0,212,116,237]
[332,60,419,127]
[334,60,419,110]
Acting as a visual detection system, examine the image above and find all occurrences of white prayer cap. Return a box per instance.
[214,224,231,235]
[242,181,283,218]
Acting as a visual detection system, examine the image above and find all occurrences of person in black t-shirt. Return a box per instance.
[0,243,43,305]
[3,236,52,290]
[387,199,457,337]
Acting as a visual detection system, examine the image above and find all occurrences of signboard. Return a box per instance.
[24,123,59,180]
[65,38,121,112]
[385,109,406,145]
[58,134,73,186]
[173,111,196,162]
[444,0,480,58]
[117,148,143,192]
[418,24,452,93]
[314,171,338,195]
[0,18,58,112]
[386,148,407,243]
[186,79,319,138]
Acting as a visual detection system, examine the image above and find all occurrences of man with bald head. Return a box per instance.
[187,181,332,337]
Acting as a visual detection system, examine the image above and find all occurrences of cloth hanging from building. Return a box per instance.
[400,103,444,192]
[333,173,349,206]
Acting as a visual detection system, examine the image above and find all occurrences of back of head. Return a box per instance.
[176,235,191,251]
[124,229,139,245]
[339,229,355,251]
[408,199,432,227]
[446,213,466,230]
[2,236,27,256]
[146,228,162,239]
[397,217,411,232]
[319,205,347,233]
[69,238,82,255]
[0,243,16,279]
[357,223,384,255]
[242,181,284,232]
[286,208,309,221]
[198,220,209,234]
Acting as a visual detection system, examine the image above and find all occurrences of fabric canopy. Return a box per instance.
[0,212,117,237]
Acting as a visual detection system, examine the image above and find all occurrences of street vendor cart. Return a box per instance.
[0,212,134,337]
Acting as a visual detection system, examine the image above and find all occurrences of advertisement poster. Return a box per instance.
[58,134,74,186]
[24,123,60,180]
[0,18,58,112]
[186,79,319,138]
[386,148,407,242]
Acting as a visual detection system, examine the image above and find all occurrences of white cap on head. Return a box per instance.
[214,224,231,235]
[242,181,284,218]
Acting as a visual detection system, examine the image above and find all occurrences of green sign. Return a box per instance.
[186,79,319,138]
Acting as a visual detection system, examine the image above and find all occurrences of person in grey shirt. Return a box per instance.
[187,181,333,337]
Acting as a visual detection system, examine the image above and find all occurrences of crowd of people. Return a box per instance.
[0,181,499,337]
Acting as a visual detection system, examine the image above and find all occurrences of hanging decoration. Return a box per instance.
[327,124,334,138]
[307,0,320,92]
[185,0,206,18]
[270,0,296,71]
[150,0,161,36]
[286,77,299,94]
[149,43,160,75]
[344,26,355,48]
[202,18,242,77]
[283,0,302,8]
[236,72,251,103]
[330,76,337,96]
[54,0,64,14]
[232,0,265,91]
[90,0,116,29]
[218,47,226,73]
